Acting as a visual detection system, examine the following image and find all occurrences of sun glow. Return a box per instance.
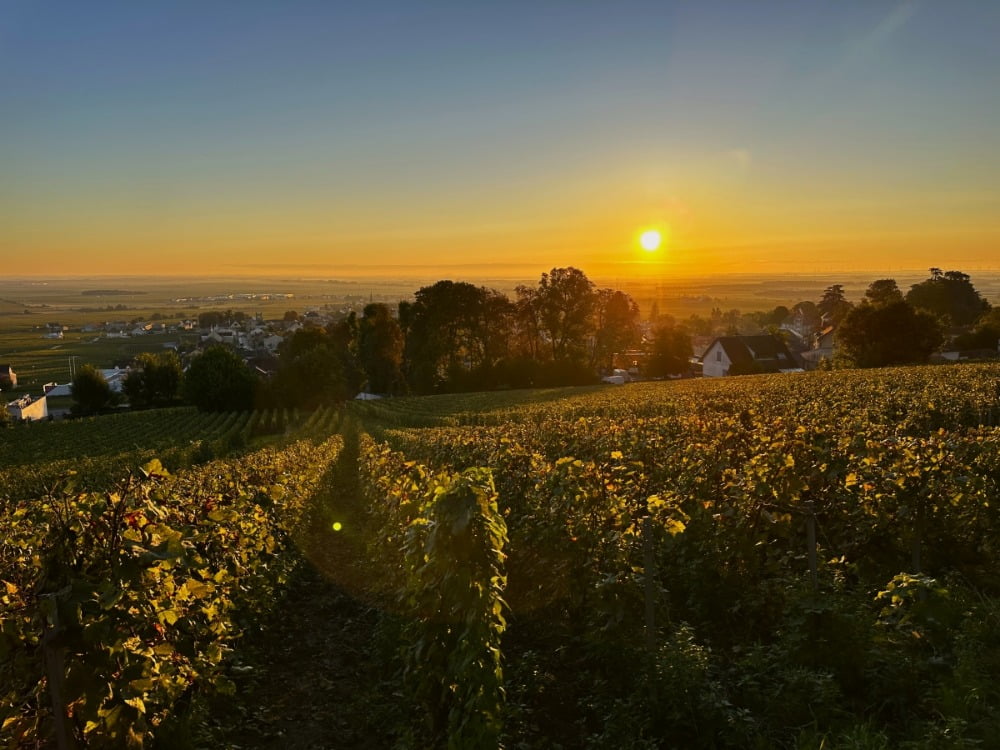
[639,229,662,252]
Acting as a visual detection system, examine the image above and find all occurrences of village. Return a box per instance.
[3,269,997,423]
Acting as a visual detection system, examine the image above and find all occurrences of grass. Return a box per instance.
[0,331,179,393]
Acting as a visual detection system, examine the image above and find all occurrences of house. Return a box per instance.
[800,325,837,370]
[700,335,801,377]
[43,383,72,398]
[0,364,17,388]
[7,394,48,421]
[101,368,129,393]
[260,334,284,353]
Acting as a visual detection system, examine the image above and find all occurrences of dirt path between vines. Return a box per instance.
[210,427,395,749]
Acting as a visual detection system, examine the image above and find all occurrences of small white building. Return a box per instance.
[8,394,48,421]
[700,335,800,377]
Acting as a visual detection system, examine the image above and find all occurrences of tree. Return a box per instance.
[787,301,822,337]
[951,308,1000,351]
[197,311,226,329]
[593,289,640,370]
[183,346,257,412]
[272,344,348,410]
[818,284,853,326]
[123,351,183,408]
[328,312,365,394]
[837,300,943,368]
[358,303,405,395]
[404,281,493,393]
[518,267,596,363]
[905,269,991,326]
[279,327,328,360]
[71,365,117,415]
[865,279,904,307]
[646,323,692,377]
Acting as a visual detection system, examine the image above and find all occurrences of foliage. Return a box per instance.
[358,303,406,395]
[182,346,257,412]
[403,281,513,393]
[951,307,1000,352]
[10,361,1000,747]
[865,278,904,307]
[359,362,1000,747]
[359,441,507,748]
[818,283,853,326]
[906,268,991,326]
[593,289,641,370]
[837,300,944,367]
[272,337,349,409]
[0,438,342,747]
[516,267,596,364]
[123,351,183,409]
[71,364,118,415]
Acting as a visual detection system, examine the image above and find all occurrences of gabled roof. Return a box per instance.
[701,335,797,371]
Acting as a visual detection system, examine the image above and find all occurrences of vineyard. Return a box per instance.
[351,363,1000,748]
[2,363,1000,747]
[0,405,345,503]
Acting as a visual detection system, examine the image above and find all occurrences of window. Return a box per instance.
[716,350,722,362]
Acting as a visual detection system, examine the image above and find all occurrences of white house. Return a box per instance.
[700,335,800,377]
[7,394,48,421]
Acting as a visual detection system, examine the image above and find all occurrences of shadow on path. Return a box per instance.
[210,424,393,749]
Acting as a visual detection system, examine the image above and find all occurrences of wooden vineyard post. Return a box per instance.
[41,596,77,750]
[643,513,657,650]
[806,498,818,592]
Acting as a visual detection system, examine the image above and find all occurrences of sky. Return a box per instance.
[2,0,999,279]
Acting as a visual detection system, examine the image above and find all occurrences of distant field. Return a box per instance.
[4,271,998,325]
[0,330,180,392]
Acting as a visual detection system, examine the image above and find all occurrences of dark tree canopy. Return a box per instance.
[279,327,328,361]
[71,365,117,415]
[517,267,596,363]
[272,344,347,410]
[593,289,640,370]
[646,323,692,377]
[328,312,365,394]
[951,308,1000,352]
[865,279,904,307]
[183,346,257,412]
[123,351,183,409]
[197,311,227,329]
[905,268,991,326]
[358,303,405,395]
[404,281,495,393]
[818,284,853,327]
[837,300,943,368]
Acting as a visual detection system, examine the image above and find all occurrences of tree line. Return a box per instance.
[268,267,659,410]
[61,266,996,416]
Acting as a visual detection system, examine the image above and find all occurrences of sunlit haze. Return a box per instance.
[2,1,999,279]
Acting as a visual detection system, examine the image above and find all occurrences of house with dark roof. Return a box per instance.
[700,335,801,377]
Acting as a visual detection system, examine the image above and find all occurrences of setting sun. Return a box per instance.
[639,229,662,252]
